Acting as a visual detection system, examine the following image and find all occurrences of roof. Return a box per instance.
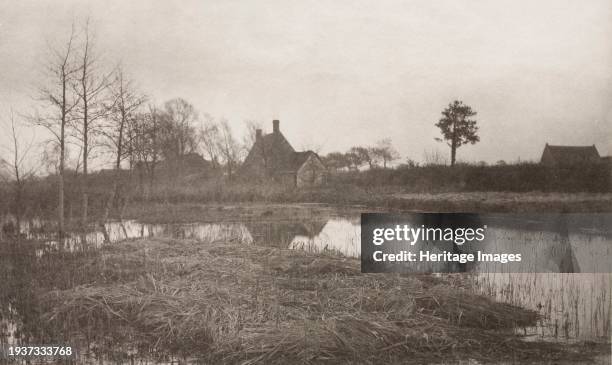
[242,130,297,172]
[241,120,326,176]
[542,144,600,160]
[291,151,321,171]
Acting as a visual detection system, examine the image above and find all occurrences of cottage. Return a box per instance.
[240,120,327,187]
[540,144,600,165]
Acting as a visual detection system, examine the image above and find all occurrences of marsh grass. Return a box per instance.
[12,237,602,364]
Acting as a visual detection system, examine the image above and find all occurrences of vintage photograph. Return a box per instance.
[0,1,611,364]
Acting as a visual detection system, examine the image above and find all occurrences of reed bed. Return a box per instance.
[37,238,602,363]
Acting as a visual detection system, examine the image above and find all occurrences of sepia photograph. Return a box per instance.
[0,1,611,364]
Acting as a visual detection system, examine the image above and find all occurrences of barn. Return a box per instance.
[240,120,327,187]
[540,144,600,166]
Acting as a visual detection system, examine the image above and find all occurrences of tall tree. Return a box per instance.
[35,25,81,240]
[73,19,113,228]
[100,67,145,241]
[0,110,38,235]
[160,98,199,160]
[198,113,221,169]
[242,119,263,152]
[216,119,241,180]
[435,100,479,166]
[105,67,146,171]
[136,104,161,191]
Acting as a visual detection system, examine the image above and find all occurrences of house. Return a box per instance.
[240,120,327,187]
[540,144,600,165]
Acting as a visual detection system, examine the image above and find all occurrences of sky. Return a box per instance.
[1,0,611,167]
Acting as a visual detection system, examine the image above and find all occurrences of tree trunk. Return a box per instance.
[58,117,66,243]
[14,182,22,238]
[450,121,457,166]
[81,90,89,229]
[100,181,116,243]
[101,111,126,243]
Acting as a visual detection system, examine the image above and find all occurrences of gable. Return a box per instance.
[243,131,296,171]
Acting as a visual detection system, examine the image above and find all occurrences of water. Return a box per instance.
[1,210,611,348]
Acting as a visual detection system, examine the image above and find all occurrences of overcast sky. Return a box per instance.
[1,0,611,166]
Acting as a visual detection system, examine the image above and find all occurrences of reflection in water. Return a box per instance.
[1,213,611,344]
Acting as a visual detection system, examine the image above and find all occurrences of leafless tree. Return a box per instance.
[105,67,146,170]
[0,110,39,235]
[161,98,199,157]
[216,119,241,180]
[422,148,448,166]
[72,19,113,228]
[136,104,161,191]
[242,119,263,152]
[34,24,81,240]
[127,106,163,198]
[198,113,221,169]
[349,146,374,169]
[99,66,146,241]
[322,152,351,172]
[370,139,400,169]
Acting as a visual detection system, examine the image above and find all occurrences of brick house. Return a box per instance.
[240,120,327,187]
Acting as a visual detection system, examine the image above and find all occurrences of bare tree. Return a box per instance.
[72,19,113,227]
[242,119,263,151]
[128,107,163,198]
[0,110,38,235]
[349,146,374,169]
[322,152,351,172]
[199,113,221,169]
[137,104,161,191]
[160,98,199,161]
[422,148,448,166]
[105,67,146,171]
[99,67,146,241]
[34,25,81,240]
[216,119,241,180]
[370,139,400,169]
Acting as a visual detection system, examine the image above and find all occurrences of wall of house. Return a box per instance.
[296,155,327,188]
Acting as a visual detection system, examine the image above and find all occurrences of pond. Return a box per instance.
[0,209,610,361]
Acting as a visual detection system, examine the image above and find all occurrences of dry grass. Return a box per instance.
[39,238,603,364]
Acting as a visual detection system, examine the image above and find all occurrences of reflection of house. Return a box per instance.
[240,120,327,187]
[245,220,326,248]
[540,144,600,166]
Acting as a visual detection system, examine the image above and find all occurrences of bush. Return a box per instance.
[330,162,611,193]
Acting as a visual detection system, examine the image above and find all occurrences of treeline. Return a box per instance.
[321,139,401,170]
[330,162,612,193]
[0,20,247,238]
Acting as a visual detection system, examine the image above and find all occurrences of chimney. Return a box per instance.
[255,129,262,141]
[273,119,280,134]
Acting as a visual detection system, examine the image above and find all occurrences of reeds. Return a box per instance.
[37,238,602,363]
